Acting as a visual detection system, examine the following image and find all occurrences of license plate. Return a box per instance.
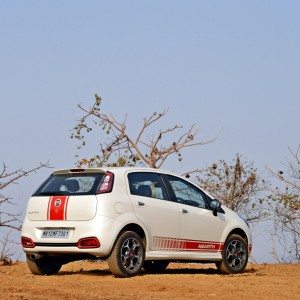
[41,229,70,238]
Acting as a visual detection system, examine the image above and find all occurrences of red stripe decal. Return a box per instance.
[153,236,224,252]
[48,196,69,221]
[47,196,52,220]
[64,196,69,220]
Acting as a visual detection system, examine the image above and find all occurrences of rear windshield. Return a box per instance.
[33,173,104,196]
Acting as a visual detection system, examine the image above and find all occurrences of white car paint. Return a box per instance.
[21,167,252,265]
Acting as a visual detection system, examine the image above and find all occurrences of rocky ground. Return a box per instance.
[0,261,299,299]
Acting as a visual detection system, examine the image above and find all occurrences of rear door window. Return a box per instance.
[33,173,104,196]
[128,172,169,201]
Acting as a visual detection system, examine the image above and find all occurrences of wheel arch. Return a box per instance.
[227,228,248,245]
[118,223,146,240]
[113,223,149,251]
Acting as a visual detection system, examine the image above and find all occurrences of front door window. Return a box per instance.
[167,175,207,208]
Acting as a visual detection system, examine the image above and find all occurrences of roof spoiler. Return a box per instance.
[53,168,108,175]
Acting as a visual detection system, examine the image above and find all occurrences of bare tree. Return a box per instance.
[268,146,300,262]
[0,231,17,265]
[72,94,213,168]
[0,162,48,231]
[0,162,48,262]
[186,155,271,224]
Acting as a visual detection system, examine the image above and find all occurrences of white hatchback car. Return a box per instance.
[21,167,252,277]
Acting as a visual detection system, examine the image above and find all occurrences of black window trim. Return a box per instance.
[162,174,212,210]
[32,172,105,197]
[127,171,173,202]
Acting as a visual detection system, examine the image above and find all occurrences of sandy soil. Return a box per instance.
[0,261,299,299]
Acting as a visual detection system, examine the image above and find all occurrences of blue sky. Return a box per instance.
[0,1,299,261]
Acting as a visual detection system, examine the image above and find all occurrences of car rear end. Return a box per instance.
[21,168,120,258]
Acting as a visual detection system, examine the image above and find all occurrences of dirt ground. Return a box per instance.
[0,261,299,299]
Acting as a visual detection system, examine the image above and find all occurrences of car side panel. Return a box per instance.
[179,204,224,242]
[128,194,181,250]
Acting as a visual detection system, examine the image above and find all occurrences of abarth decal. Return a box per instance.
[153,236,224,252]
[47,196,69,221]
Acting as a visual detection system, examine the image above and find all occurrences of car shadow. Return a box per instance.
[57,266,257,277]
[159,267,257,276]
[58,268,112,276]
[159,268,220,275]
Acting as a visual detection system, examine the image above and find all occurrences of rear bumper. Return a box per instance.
[21,215,121,257]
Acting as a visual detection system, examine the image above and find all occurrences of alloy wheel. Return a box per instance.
[225,239,247,271]
[120,237,143,272]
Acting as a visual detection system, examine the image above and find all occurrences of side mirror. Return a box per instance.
[210,199,221,216]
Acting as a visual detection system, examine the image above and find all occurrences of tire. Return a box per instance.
[107,231,145,278]
[216,234,248,274]
[26,255,62,275]
[143,260,169,273]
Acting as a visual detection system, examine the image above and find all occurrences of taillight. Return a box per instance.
[69,169,86,173]
[77,237,100,248]
[21,237,35,248]
[97,171,114,194]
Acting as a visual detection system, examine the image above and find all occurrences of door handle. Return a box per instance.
[181,208,189,214]
[137,201,145,207]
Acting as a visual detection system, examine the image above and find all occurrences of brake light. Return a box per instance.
[97,171,114,193]
[77,237,100,248]
[21,237,35,248]
[69,169,86,173]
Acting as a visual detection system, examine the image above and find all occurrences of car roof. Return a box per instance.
[53,166,175,175]
[52,167,215,199]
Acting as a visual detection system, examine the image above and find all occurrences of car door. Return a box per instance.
[127,171,180,251]
[165,175,224,253]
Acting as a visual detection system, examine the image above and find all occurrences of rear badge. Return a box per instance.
[54,199,62,207]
